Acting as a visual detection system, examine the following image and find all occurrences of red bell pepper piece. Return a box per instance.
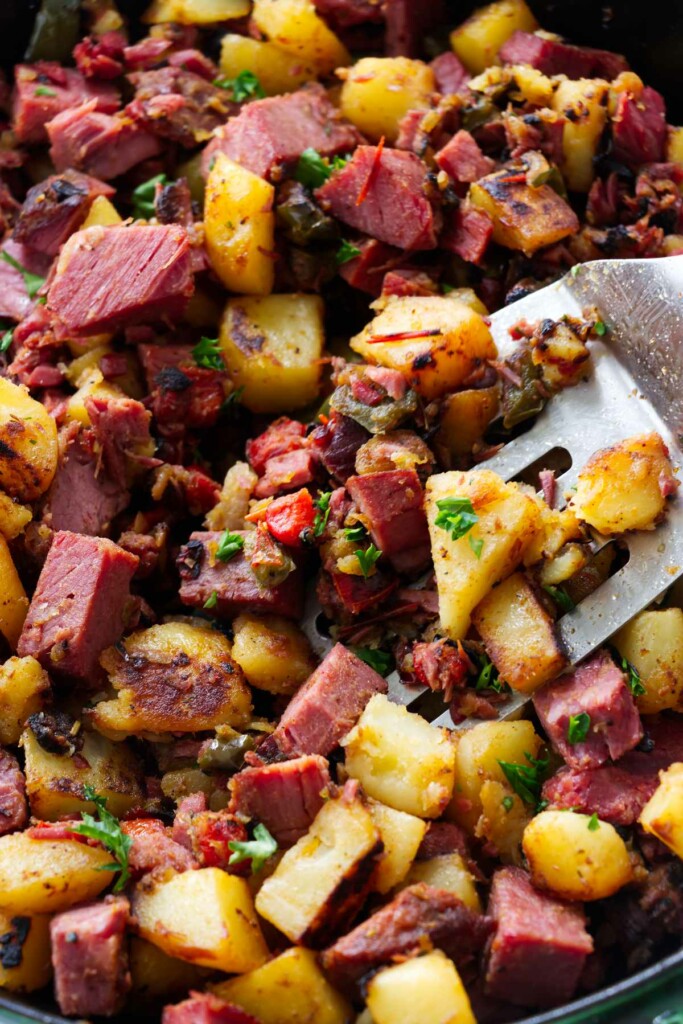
[265,488,316,548]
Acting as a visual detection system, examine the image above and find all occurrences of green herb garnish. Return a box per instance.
[215,531,244,562]
[34,86,56,97]
[0,251,45,299]
[295,148,332,189]
[203,590,218,609]
[468,534,484,559]
[228,822,278,873]
[497,751,549,808]
[355,544,381,577]
[621,656,646,697]
[344,523,367,542]
[131,173,168,219]
[543,584,575,614]
[336,240,362,265]
[593,320,607,336]
[214,70,264,102]
[192,336,225,371]
[353,647,394,677]
[435,497,478,543]
[567,712,591,745]
[0,328,13,353]
[70,786,132,893]
[502,795,514,813]
[313,491,332,537]
[587,812,600,831]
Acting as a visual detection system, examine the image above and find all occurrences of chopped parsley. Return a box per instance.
[441,283,456,294]
[335,240,362,265]
[355,543,381,577]
[593,320,607,336]
[587,813,600,831]
[295,148,333,189]
[215,531,244,562]
[621,655,646,697]
[344,523,367,542]
[502,795,514,813]
[70,786,132,893]
[203,590,218,609]
[214,70,264,102]
[131,173,167,219]
[497,751,549,808]
[192,336,225,371]
[353,647,394,677]
[228,822,278,872]
[468,534,484,559]
[543,583,575,614]
[567,712,591,745]
[0,328,13,353]
[0,251,45,299]
[34,85,56,97]
[435,497,478,543]
[313,491,332,537]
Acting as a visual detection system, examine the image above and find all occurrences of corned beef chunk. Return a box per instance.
[13,170,114,256]
[499,31,629,79]
[50,897,131,1017]
[83,392,153,490]
[435,130,495,183]
[121,818,196,879]
[331,566,398,615]
[163,993,261,1024]
[346,470,431,574]
[12,62,119,144]
[485,867,593,1007]
[0,239,52,321]
[310,411,371,483]
[534,649,643,769]
[18,531,138,683]
[188,811,248,872]
[138,343,225,435]
[612,86,667,167]
[127,67,237,148]
[47,103,162,180]
[201,83,360,180]
[313,0,384,28]
[385,0,446,58]
[47,425,129,537]
[73,31,126,80]
[178,531,304,620]
[316,146,440,250]
[253,449,317,499]
[246,418,307,476]
[260,643,387,759]
[229,755,331,846]
[172,791,207,851]
[47,225,194,338]
[337,238,401,296]
[322,883,492,993]
[0,748,27,836]
[431,51,470,96]
[417,821,471,862]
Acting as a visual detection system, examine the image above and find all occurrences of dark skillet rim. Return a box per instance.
[0,945,682,1023]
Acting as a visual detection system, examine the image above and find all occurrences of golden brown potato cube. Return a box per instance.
[640,763,683,860]
[552,78,609,193]
[538,542,589,586]
[0,656,49,746]
[472,572,566,693]
[134,868,268,973]
[220,293,325,414]
[255,787,381,945]
[0,913,52,993]
[22,728,143,820]
[436,386,500,462]
[426,470,542,640]
[350,296,496,402]
[0,378,58,501]
[450,0,537,73]
[530,318,590,390]
[219,34,317,95]
[129,937,209,1000]
[404,852,481,911]
[213,947,352,1024]
[340,57,435,143]
[571,432,677,534]
[476,780,530,864]
[469,171,579,255]
[93,621,252,736]
[144,0,250,24]
[367,799,427,894]
[251,0,350,74]
[231,613,316,695]
[0,493,32,541]
[523,501,583,567]
[613,609,683,714]
[0,535,29,651]
[367,950,476,1024]
[0,834,113,915]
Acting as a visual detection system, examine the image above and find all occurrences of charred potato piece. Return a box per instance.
[129,937,210,1000]
[0,657,49,746]
[552,78,609,193]
[0,913,52,993]
[436,386,500,462]
[0,834,112,915]
[469,170,579,256]
[0,378,58,501]
[0,493,32,540]
[231,614,316,695]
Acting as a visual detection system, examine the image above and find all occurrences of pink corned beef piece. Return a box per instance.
[47,102,162,180]
[12,62,119,143]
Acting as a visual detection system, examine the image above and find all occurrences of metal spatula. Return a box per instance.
[304,255,683,728]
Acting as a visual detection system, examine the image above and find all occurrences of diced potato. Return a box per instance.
[667,126,683,169]
[613,609,683,714]
[404,852,481,911]
[213,947,351,1024]
[205,461,257,532]
[0,657,49,746]
[252,0,350,74]
[469,171,579,255]
[220,34,318,95]
[0,913,52,993]
[530,318,591,390]
[0,378,58,501]
[426,470,541,640]
[368,799,427,894]
[220,293,324,413]
[22,728,143,821]
[94,621,252,736]
[340,57,435,143]
[552,78,609,193]
[476,780,529,864]
[0,534,29,651]
[231,614,315,695]
[350,297,497,402]
[205,153,275,296]
[523,501,583,566]
[343,694,456,819]
[134,868,268,973]
[367,950,476,1024]
[81,194,122,228]
[640,763,683,859]
[143,0,250,23]
[130,937,209,999]
[538,542,589,586]
[508,64,555,107]
[65,372,121,426]
[662,234,683,256]
[472,572,566,693]
[571,432,676,534]
[450,0,537,74]
[255,789,381,944]
[437,386,500,462]
[0,834,113,914]
[0,492,32,540]
[448,719,542,834]
[523,809,633,900]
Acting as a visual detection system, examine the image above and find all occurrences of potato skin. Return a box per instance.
[0,913,52,993]
[523,810,633,901]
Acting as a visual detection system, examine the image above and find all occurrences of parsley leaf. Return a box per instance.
[353,646,394,676]
[131,173,167,219]
[587,812,600,831]
[0,328,13,354]
[441,283,456,294]
[228,822,278,872]
[192,336,225,371]
[0,251,45,299]
[34,85,56,97]
[435,497,478,543]
[502,795,514,812]
[567,712,591,745]
[621,656,646,697]
[336,240,362,265]
[313,491,332,537]
[203,590,218,609]
[468,534,484,559]
[474,652,508,694]
[497,751,549,808]
[344,523,367,542]
[543,583,575,614]
[355,543,381,577]
[295,148,332,189]
[593,320,607,336]
[215,531,244,562]
[69,786,132,893]
[214,70,264,102]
